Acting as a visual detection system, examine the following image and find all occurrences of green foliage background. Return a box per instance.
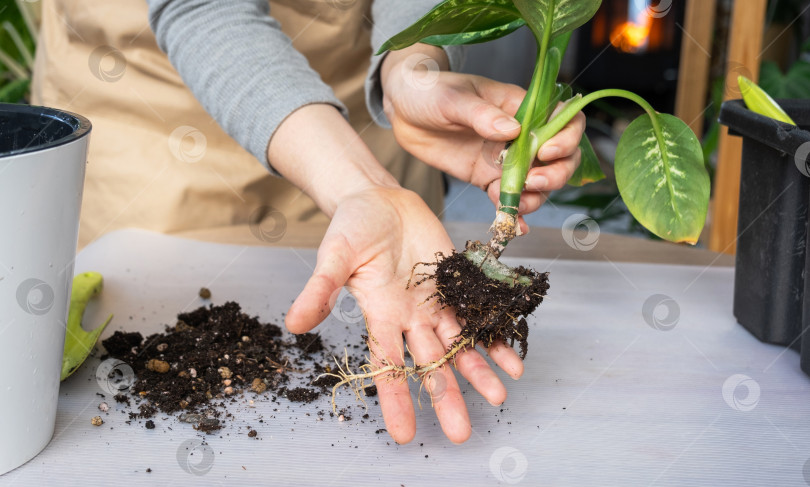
[0,0,37,103]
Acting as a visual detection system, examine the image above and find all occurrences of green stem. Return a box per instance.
[502,88,661,196]
[500,31,553,216]
[498,33,570,208]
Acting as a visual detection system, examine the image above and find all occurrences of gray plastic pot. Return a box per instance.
[0,103,90,474]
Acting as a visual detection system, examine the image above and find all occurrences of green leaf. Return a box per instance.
[62,272,113,381]
[738,75,796,125]
[615,113,709,244]
[0,77,28,103]
[511,0,602,39]
[568,134,605,186]
[422,18,526,47]
[377,0,523,53]
[759,60,810,100]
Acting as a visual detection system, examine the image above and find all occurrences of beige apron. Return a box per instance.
[32,0,443,249]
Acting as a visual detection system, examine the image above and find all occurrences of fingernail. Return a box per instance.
[526,174,547,190]
[494,116,520,133]
[539,145,561,160]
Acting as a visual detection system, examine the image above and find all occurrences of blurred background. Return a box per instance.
[2,0,809,244]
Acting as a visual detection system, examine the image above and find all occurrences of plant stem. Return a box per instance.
[487,15,557,256]
[489,87,665,253]
[534,88,659,145]
[500,20,554,216]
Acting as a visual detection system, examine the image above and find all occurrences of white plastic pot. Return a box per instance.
[0,103,90,474]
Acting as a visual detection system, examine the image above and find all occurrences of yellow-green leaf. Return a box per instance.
[61,272,113,380]
[615,113,709,244]
[738,75,796,125]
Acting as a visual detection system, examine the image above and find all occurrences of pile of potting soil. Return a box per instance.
[100,301,367,433]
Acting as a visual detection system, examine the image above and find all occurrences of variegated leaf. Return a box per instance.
[378,0,523,53]
[511,0,601,39]
[614,113,709,244]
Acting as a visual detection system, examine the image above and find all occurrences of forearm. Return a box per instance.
[147,0,346,170]
[266,104,400,217]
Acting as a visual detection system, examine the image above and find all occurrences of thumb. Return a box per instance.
[285,234,354,334]
[443,90,522,142]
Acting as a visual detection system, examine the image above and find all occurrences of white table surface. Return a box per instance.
[3,228,810,486]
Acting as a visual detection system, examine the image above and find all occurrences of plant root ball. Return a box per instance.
[421,241,549,359]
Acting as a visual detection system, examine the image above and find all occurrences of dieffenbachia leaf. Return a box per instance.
[569,134,605,186]
[511,0,602,39]
[614,113,709,244]
[422,18,526,47]
[377,0,523,53]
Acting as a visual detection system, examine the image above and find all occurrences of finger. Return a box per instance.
[403,322,472,444]
[434,316,507,406]
[442,89,521,142]
[518,216,530,236]
[525,151,581,192]
[470,75,528,117]
[538,110,586,162]
[365,318,417,445]
[518,191,546,216]
[485,340,524,380]
[486,179,501,208]
[285,233,354,334]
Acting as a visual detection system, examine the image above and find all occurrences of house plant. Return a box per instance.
[327,0,713,405]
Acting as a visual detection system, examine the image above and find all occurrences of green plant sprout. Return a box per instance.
[381,0,711,273]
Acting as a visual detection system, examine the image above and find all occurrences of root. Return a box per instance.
[322,334,475,413]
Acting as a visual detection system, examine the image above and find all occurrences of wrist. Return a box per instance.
[267,104,400,217]
[380,43,450,100]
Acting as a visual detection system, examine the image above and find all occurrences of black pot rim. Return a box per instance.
[719,99,810,156]
[0,103,92,159]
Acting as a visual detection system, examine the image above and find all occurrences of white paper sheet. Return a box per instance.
[5,229,810,486]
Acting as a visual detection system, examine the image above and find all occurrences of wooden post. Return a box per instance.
[708,0,767,254]
[675,0,717,136]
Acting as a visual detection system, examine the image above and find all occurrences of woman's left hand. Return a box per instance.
[381,44,586,233]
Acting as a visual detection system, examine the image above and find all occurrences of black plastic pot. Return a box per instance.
[719,99,810,375]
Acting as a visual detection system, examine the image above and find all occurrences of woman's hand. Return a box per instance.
[285,186,524,444]
[269,104,521,444]
[381,45,586,233]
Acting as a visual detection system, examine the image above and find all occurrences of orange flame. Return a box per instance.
[610,9,653,53]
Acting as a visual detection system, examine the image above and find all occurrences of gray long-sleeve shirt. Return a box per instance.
[145,0,464,171]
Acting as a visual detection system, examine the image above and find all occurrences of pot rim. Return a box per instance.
[0,103,92,159]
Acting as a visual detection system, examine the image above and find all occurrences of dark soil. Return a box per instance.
[414,241,549,359]
[101,301,341,433]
